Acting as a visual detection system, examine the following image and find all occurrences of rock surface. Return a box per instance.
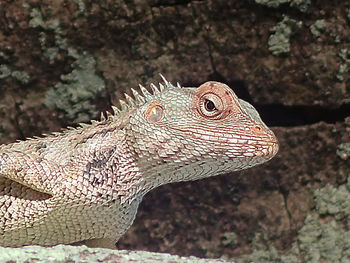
[0,0,349,262]
[0,245,231,263]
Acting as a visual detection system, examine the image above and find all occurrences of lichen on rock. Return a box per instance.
[45,54,106,123]
[310,19,326,39]
[268,16,302,56]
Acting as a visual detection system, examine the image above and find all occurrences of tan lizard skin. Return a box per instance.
[0,76,279,248]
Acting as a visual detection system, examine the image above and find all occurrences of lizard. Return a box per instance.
[0,76,279,248]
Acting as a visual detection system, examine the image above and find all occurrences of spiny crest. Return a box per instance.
[64,74,182,132]
[105,74,181,120]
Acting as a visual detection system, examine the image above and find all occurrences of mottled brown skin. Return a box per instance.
[0,78,278,248]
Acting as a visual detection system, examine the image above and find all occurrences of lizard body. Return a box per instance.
[0,77,278,247]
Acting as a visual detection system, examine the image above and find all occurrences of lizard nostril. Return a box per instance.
[253,125,262,133]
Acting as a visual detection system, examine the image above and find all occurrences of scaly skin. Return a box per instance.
[0,77,278,248]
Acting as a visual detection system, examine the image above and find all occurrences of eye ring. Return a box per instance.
[199,92,224,118]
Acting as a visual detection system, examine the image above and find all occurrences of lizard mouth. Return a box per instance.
[259,141,279,158]
[271,141,279,156]
[228,141,278,160]
[253,137,279,158]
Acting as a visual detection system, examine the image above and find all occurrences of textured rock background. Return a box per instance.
[0,0,349,262]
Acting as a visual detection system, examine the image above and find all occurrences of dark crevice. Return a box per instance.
[257,104,350,127]
[151,0,193,8]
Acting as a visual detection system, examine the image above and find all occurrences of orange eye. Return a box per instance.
[195,81,238,120]
[199,92,224,118]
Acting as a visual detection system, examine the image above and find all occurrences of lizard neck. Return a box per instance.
[122,133,249,197]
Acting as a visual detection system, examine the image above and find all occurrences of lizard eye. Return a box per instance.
[204,99,216,111]
[199,93,224,118]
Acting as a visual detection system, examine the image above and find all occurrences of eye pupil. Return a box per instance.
[205,99,216,111]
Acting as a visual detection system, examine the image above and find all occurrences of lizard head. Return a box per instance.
[124,78,279,184]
